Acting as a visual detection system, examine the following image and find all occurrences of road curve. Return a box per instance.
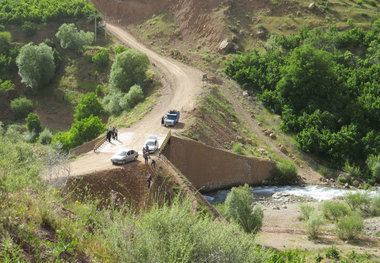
[70,23,203,175]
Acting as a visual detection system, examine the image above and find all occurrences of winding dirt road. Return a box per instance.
[70,23,203,176]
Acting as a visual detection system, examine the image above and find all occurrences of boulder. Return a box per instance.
[269,133,277,139]
[279,144,288,154]
[242,90,249,97]
[309,2,316,9]
[218,38,239,54]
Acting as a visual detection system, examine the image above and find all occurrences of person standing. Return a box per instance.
[161,116,165,125]
[106,130,111,143]
[143,152,148,165]
[147,174,152,189]
[151,158,156,169]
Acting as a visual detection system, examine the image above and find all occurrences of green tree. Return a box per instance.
[109,49,150,92]
[225,184,263,234]
[74,92,103,120]
[26,113,41,134]
[55,23,94,52]
[16,43,55,91]
[92,48,109,71]
[120,84,144,109]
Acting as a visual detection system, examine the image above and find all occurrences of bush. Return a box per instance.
[114,45,128,54]
[268,161,298,185]
[124,84,144,108]
[92,48,109,71]
[336,212,363,240]
[21,21,36,36]
[343,192,371,212]
[343,162,362,178]
[367,155,380,183]
[225,184,263,234]
[74,92,103,120]
[103,91,123,115]
[322,201,350,221]
[10,97,33,118]
[370,195,380,216]
[16,43,55,91]
[39,128,52,144]
[300,204,315,221]
[232,142,245,155]
[25,113,41,134]
[306,211,324,239]
[326,246,340,260]
[56,23,94,52]
[23,130,37,143]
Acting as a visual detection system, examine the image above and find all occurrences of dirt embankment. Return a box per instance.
[92,0,227,49]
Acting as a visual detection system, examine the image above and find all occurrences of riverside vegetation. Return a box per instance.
[226,21,380,184]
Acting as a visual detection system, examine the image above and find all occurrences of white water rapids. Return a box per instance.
[203,185,380,204]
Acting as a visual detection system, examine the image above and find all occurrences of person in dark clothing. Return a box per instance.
[151,158,156,169]
[106,130,111,143]
[161,116,165,125]
[147,174,152,189]
[114,129,118,140]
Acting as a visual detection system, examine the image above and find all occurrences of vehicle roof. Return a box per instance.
[115,149,133,154]
[148,135,157,140]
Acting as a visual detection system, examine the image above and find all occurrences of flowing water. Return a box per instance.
[203,185,380,204]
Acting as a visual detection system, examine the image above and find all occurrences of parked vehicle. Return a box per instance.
[164,110,180,127]
[143,135,159,153]
[111,149,138,165]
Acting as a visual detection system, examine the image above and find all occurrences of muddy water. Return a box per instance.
[203,185,380,204]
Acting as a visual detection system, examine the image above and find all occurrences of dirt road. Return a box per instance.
[70,23,203,176]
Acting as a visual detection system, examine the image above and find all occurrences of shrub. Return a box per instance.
[95,84,104,97]
[370,194,380,216]
[74,92,103,120]
[21,21,36,36]
[16,43,55,91]
[56,23,94,52]
[268,161,298,185]
[92,48,109,71]
[103,91,123,115]
[10,97,33,118]
[25,113,41,134]
[232,142,245,155]
[343,192,371,212]
[299,204,315,221]
[367,155,380,183]
[322,201,350,221]
[326,246,340,260]
[114,45,128,54]
[23,130,37,143]
[306,211,324,239]
[39,128,52,145]
[225,184,263,234]
[121,84,144,109]
[343,162,361,178]
[336,212,363,240]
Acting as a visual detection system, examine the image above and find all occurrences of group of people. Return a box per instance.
[106,127,118,143]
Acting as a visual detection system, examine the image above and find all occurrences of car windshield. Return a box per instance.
[117,151,128,156]
[167,114,176,120]
[147,141,156,146]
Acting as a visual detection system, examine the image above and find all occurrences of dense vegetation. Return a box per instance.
[0,0,97,24]
[226,21,380,182]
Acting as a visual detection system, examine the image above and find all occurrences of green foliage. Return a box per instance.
[326,246,340,260]
[225,24,380,172]
[0,79,14,93]
[269,161,298,185]
[53,116,106,151]
[39,128,52,144]
[120,84,144,109]
[322,201,350,221]
[0,32,19,78]
[56,23,94,52]
[305,211,324,239]
[0,0,97,24]
[367,154,380,183]
[74,92,103,121]
[92,48,109,71]
[95,84,104,97]
[114,45,128,54]
[343,192,371,212]
[232,142,245,155]
[225,184,263,234]
[25,113,41,134]
[370,194,380,216]
[10,97,33,118]
[343,162,362,178]
[103,90,123,115]
[16,43,55,91]
[21,21,36,36]
[336,212,364,240]
[299,204,315,221]
[0,125,41,191]
[109,49,150,92]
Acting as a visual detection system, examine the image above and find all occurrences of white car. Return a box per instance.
[111,149,138,165]
[143,135,159,153]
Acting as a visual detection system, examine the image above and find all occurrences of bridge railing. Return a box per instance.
[93,136,106,152]
[159,130,171,154]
